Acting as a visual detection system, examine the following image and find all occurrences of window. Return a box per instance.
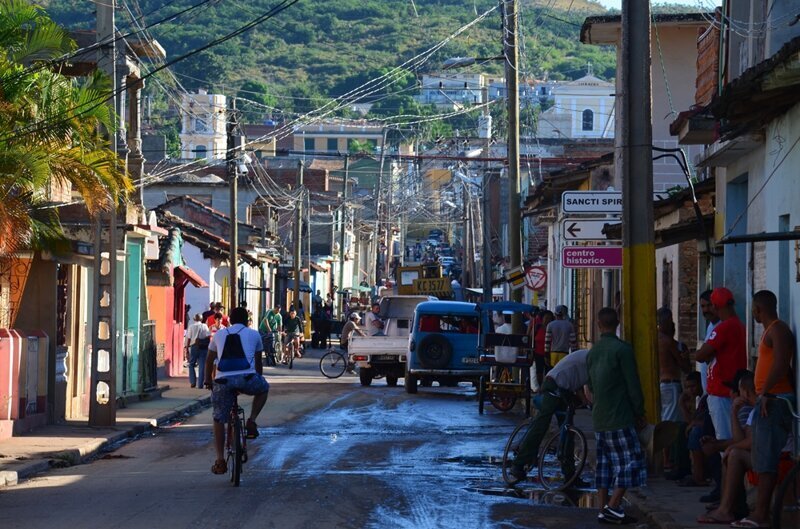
[304,138,314,152]
[327,138,338,152]
[194,116,209,133]
[194,145,207,159]
[582,109,594,131]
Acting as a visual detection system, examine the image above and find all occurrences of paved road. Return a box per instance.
[0,353,605,529]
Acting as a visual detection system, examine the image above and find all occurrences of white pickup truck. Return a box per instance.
[348,295,434,387]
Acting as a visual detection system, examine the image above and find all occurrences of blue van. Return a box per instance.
[405,301,489,393]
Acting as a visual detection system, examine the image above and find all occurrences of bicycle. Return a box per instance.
[319,347,355,379]
[501,389,588,491]
[226,393,248,487]
[771,396,800,529]
[260,331,278,367]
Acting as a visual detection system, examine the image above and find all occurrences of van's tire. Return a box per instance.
[417,334,452,369]
[405,373,418,394]
[386,375,398,387]
[359,368,373,386]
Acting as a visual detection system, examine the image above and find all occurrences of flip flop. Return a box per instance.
[729,518,769,529]
[696,513,734,525]
[211,459,227,474]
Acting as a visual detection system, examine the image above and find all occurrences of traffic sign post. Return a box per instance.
[524,266,547,291]
[562,246,622,268]
[562,218,621,241]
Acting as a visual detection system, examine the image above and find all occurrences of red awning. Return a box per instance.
[175,265,208,288]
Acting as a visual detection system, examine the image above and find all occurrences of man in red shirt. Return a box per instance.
[696,287,747,442]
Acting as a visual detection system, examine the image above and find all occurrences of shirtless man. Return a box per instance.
[657,307,690,423]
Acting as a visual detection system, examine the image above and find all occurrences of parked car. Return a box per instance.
[405,301,488,393]
[348,295,434,386]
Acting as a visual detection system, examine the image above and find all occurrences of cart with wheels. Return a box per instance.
[476,301,535,417]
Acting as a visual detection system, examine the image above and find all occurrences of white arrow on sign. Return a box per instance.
[562,218,621,241]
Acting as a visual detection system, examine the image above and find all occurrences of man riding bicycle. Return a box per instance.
[506,348,590,485]
[259,304,283,364]
[204,307,269,475]
[282,308,304,363]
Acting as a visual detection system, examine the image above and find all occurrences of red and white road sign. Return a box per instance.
[525,266,547,290]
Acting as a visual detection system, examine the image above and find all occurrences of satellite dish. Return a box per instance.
[214,266,229,286]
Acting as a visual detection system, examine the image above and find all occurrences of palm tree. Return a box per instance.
[0,0,132,256]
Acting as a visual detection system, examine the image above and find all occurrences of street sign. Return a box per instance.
[504,266,526,291]
[562,191,621,213]
[562,246,622,269]
[562,191,672,213]
[562,218,621,241]
[524,266,547,291]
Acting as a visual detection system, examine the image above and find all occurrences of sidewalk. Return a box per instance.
[0,377,210,488]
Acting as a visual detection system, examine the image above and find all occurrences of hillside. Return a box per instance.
[41,0,617,111]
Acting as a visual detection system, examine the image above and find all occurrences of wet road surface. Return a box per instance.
[0,354,611,529]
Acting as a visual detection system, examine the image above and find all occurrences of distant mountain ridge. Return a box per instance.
[41,0,617,105]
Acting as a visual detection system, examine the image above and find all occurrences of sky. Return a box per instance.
[594,0,719,9]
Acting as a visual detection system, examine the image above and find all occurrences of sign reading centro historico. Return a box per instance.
[562,246,623,269]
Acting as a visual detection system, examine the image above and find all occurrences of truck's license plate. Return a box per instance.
[462,357,479,364]
[372,355,395,361]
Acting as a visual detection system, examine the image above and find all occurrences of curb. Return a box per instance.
[627,486,684,529]
[0,394,212,489]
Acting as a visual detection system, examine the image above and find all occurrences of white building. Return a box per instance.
[535,66,615,140]
[179,89,227,160]
[416,72,487,109]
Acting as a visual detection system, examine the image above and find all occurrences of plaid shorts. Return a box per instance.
[595,426,647,490]
[212,373,269,422]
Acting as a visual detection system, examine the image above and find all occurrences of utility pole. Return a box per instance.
[90,0,118,427]
[375,128,389,287]
[480,86,492,303]
[462,185,472,287]
[227,98,239,310]
[504,0,523,313]
[620,0,659,423]
[293,161,304,312]
[338,155,349,317]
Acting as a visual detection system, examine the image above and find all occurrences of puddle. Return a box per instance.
[467,484,599,509]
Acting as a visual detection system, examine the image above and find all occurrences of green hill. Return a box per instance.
[40,0,617,111]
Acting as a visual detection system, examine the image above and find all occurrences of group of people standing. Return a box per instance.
[184,301,231,389]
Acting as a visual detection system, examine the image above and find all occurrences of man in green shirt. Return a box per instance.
[587,307,647,525]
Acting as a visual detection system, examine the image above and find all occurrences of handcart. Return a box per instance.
[476,301,535,417]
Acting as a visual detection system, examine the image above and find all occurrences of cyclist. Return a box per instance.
[506,348,590,485]
[283,308,304,362]
[340,312,366,352]
[259,304,283,364]
[204,307,269,475]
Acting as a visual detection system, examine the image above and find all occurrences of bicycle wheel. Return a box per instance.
[538,425,588,491]
[319,351,347,378]
[231,416,242,487]
[288,341,295,370]
[772,460,800,529]
[490,367,517,412]
[502,419,533,485]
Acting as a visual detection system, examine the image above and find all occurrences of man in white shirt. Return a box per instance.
[204,307,269,476]
[185,314,210,388]
[364,303,385,336]
[698,289,720,394]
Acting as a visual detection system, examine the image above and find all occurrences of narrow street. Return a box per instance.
[0,350,601,529]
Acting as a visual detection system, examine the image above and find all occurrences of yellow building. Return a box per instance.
[179,89,227,160]
[293,122,385,154]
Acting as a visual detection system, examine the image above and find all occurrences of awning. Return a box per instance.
[286,279,312,293]
[175,265,208,288]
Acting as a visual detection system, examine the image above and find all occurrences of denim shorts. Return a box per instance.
[707,395,733,441]
[212,373,269,422]
[751,396,793,473]
[687,425,704,451]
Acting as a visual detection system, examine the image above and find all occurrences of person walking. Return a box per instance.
[185,314,211,388]
[587,307,647,525]
[735,290,795,529]
[545,305,577,367]
[506,348,590,485]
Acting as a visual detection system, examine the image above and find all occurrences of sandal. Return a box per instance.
[245,419,259,439]
[697,513,734,525]
[729,518,769,528]
[211,459,227,474]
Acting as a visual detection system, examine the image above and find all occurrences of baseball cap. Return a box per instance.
[710,287,734,308]
[349,312,361,320]
[555,305,568,316]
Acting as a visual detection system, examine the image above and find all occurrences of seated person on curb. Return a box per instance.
[204,307,269,475]
[506,348,590,485]
[340,312,366,352]
[678,371,712,487]
[282,308,304,362]
[697,370,757,525]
